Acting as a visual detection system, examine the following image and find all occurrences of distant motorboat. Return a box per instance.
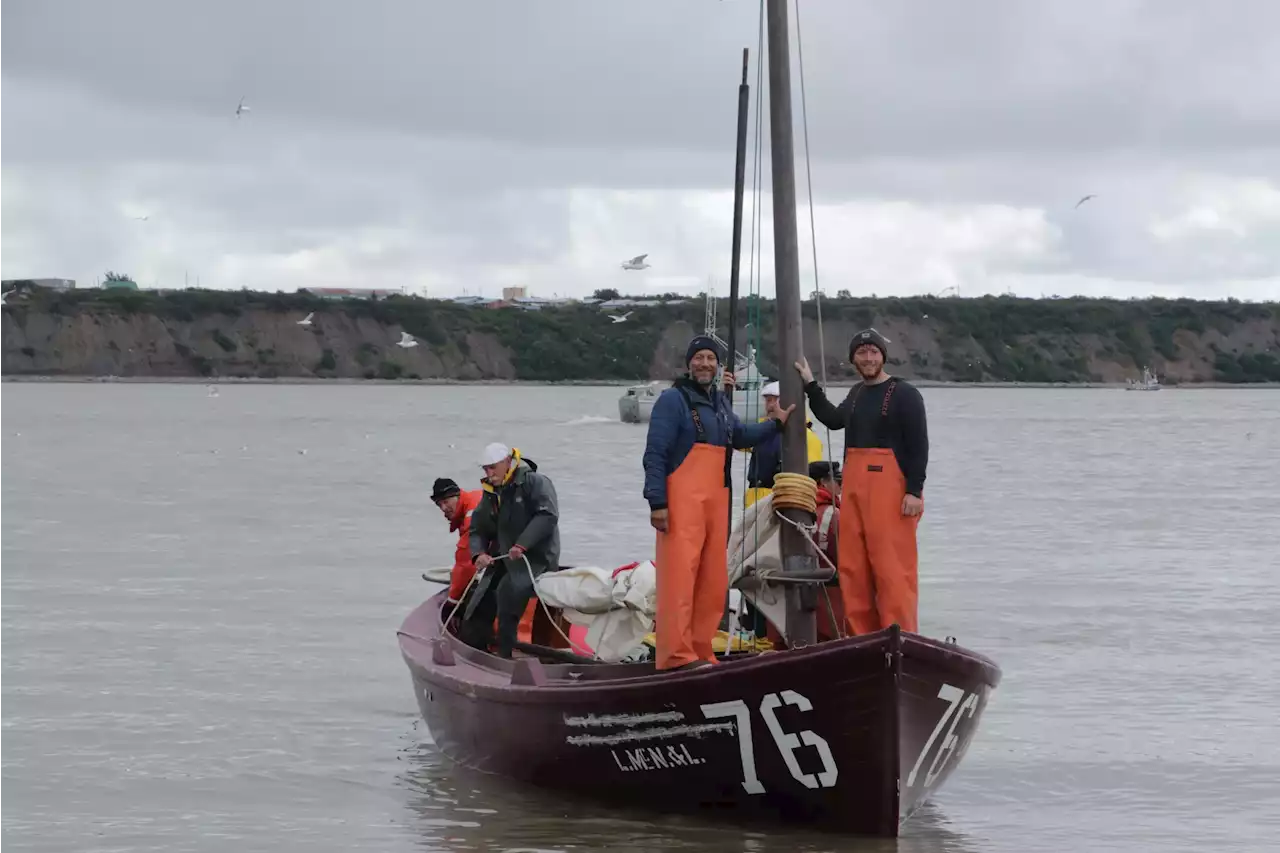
[618,292,767,424]
[617,346,766,424]
[617,380,662,424]
[1126,366,1161,391]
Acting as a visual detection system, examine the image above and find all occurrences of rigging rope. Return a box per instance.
[730,0,847,652]
[793,0,838,475]
[726,0,769,655]
[788,3,843,643]
[436,553,600,662]
[738,0,766,527]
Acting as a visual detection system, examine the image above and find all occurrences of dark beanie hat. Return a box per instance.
[430,477,461,503]
[849,328,890,361]
[685,334,723,366]
[809,460,841,482]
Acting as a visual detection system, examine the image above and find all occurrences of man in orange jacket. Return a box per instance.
[431,478,484,609]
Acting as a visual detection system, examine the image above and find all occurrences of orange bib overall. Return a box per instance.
[655,442,730,670]
[837,445,920,635]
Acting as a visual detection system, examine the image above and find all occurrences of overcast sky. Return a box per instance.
[3,0,1278,301]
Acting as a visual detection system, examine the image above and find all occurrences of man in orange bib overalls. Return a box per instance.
[794,328,929,635]
[642,335,795,671]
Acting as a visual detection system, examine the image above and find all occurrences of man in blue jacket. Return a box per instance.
[642,335,795,671]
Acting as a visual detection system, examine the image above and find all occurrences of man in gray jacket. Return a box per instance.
[462,442,561,657]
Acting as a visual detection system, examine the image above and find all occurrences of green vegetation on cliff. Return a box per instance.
[3,284,1278,384]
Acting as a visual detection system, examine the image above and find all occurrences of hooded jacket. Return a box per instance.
[468,453,561,579]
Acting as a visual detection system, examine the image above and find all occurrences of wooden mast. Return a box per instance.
[724,47,751,486]
[766,0,818,646]
[720,47,753,633]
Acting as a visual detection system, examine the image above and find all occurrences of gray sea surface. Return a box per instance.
[3,381,1279,852]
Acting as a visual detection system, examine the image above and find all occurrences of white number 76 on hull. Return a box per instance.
[906,683,981,791]
[700,690,839,795]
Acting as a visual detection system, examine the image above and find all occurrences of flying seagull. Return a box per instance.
[236,97,251,118]
[296,312,314,326]
[397,331,418,348]
[620,254,650,271]
[609,311,633,324]
[1074,194,1097,209]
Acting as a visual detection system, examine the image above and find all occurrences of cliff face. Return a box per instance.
[3,288,1279,384]
[2,304,516,381]
[791,312,1280,385]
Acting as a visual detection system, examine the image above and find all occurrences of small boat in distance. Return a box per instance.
[618,346,766,424]
[618,293,767,424]
[1127,365,1161,391]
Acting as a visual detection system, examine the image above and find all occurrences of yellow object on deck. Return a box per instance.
[642,630,775,653]
[805,427,824,462]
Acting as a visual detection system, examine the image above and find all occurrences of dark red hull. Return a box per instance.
[398,592,1001,837]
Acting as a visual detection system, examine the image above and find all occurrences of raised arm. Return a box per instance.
[805,381,857,431]
[730,412,783,450]
[515,472,559,550]
[896,385,929,497]
[641,389,683,510]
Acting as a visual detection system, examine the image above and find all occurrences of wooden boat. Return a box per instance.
[398,593,1000,836]
[398,2,1002,836]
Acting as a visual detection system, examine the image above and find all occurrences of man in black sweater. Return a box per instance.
[794,328,929,636]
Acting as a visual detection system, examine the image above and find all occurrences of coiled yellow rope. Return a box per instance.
[770,472,818,515]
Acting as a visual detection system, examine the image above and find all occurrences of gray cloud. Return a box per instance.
[3,0,1278,299]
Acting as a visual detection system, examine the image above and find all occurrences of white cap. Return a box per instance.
[761,381,780,398]
[478,442,511,467]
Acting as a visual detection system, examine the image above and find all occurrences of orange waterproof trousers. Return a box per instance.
[655,443,730,670]
[837,447,920,635]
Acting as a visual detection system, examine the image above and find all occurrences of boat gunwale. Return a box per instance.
[398,591,1002,704]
